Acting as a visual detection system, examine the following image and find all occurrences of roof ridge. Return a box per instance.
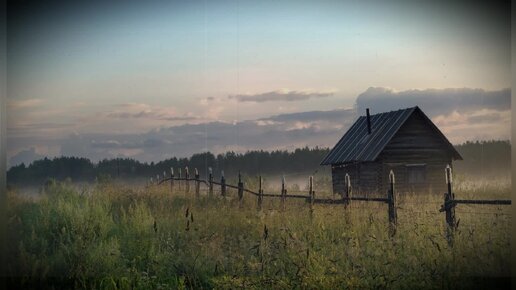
[321,105,462,165]
[366,106,418,117]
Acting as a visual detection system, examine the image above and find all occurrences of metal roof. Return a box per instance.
[320,106,462,165]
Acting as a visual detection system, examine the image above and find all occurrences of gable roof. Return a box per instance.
[320,106,462,165]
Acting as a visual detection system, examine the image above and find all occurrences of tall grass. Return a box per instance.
[6,179,511,289]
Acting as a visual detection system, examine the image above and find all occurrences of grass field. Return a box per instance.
[5,177,511,289]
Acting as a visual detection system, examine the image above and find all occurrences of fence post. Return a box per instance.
[157,174,160,185]
[343,173,352,207]
[150,177,153,185]
[178,168,182,191]
[309,176,314,215]
[195,168,200,198]
[208,167,213,197]
[258,176,263,210]
[185,166,190,193]
[388,170,397,236]
[444,164,456,244]
[221,170,226,197]
[170,168,175,193]
[238,171,244,205]
[281,175,287,211]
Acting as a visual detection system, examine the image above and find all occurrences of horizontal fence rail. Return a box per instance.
[452,199,511,205]
[314,197,389,204]
[440,199,512,212]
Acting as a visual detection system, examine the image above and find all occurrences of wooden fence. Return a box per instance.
[149,164,511,238]
[437,165,511,243]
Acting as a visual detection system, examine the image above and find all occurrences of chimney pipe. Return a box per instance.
[366,108,372,134]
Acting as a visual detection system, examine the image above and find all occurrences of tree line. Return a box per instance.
[7,140,510,186]
[7,147,330,185]
[453,140,511,178]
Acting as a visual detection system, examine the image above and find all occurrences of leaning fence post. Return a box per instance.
[195,168,200,198]
[281,175,287,211]
[388,170,397,236]
[185,166,190,193]
[343,173,352,207]
[444,164,456,244]
[208,167,213,197]
[221,170,226,197]
[238,171,244,205]
[257,176,263,210]
[170,168,175,193]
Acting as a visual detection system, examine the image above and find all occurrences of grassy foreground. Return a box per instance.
[5,179,511,289]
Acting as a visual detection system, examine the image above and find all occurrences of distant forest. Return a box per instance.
[7,140,510,186]
[453,140,510,178]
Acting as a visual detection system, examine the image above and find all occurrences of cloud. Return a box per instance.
[356,87,510,117]
[229,89,334,103]
[142,138,167,148]
[432,109,509,127]
[90,140,122,149]
[8,147,44,167]
[7,98,44,109]
[105,103,198,121]
[40,108,354,163]
[433,109,511,143]
[263,109,351,123]
[7,122,76,139]
[106,111,156,119]
[355,87,510,144]
[90,138,168,149]
[6,87,510,166]
[9,122,75,130]
[159,116,198,121]
[107,111,197,121]
[467,112,503,124]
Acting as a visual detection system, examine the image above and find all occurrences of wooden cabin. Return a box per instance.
[321,106,462,195]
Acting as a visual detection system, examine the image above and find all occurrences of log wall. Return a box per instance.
[331,110,455,195]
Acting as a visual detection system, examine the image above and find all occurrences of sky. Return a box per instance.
[6,0,511,166]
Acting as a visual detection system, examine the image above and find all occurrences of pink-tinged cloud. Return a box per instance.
[229,89,335,103]
[7,98,44,109]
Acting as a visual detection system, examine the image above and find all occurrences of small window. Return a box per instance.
[406,164,426,184]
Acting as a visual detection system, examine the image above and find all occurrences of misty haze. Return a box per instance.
[3,1,511,289]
